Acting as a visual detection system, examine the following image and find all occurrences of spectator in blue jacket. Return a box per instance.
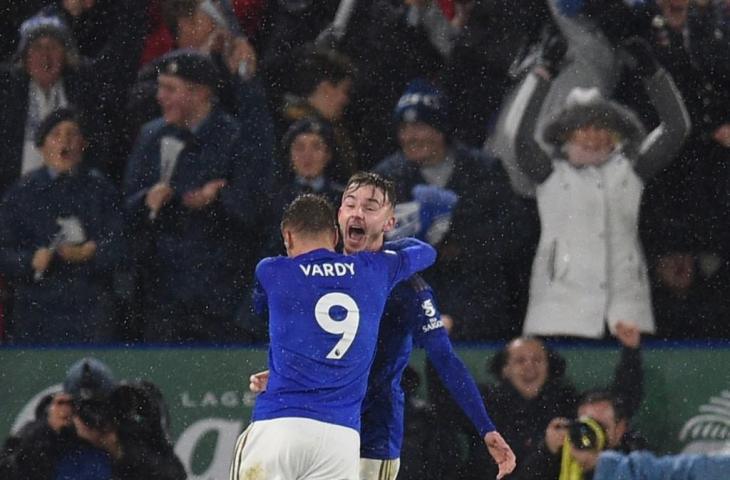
[0,108,126,344]
[374,78,531,340]
[123,49,265,344]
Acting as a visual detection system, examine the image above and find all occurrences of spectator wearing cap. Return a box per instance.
[127,0,274,187]
[278,46,357,184]
[0,108,127,345]
[0,9,147,193]
[123,49,262,344]
[1,357,187,480]
[0,357,117,479]
[373,78,527,341]
[261,116,344,256]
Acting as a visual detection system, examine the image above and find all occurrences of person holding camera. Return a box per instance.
[515,389,648,480]
[1,357,186,480]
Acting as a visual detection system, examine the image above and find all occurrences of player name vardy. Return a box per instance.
[299,262,355,277]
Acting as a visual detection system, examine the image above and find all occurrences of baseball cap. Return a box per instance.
[156,49,220,90]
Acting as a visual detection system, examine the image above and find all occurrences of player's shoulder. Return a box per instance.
[255,255,286,275]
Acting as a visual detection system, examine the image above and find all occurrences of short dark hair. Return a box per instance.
[579,389,627,421]
[343,171,396,208]
[296,46,355,96]
[281,194,337,236]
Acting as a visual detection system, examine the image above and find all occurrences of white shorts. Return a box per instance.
[360,457,401,480]
[229,417,360,480]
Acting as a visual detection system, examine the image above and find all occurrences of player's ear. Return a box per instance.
[332,225,339,248]
[382,210,396,234]
[282,229,293,254]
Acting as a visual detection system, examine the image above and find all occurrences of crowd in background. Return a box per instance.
[1,0,730,346]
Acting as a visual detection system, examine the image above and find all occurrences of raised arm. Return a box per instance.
[622,37,692,180]
[412,277,516,478]
[513,70,557,185]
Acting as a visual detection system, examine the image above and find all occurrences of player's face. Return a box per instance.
[41,120,86,173]
[501,338,549,400]
[338,184,395,253]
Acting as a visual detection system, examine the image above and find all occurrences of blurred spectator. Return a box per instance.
[594,450,730,480]
[277,45,357,183]
[0,1,48,61]
[0,108,127,345]
[447,0,550,147]
[513,38,690,339]
[450,322,643,479]
[128,0,274,185]
[0,357,186,479]
[0,7,147,193]
[515,388,649,480]
[123,50,263,344]
[261,117,344,256]
[375,78,528,340]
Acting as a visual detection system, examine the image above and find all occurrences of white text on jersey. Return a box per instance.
[299,262,355,277]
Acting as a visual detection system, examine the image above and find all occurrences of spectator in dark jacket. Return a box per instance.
[0,108,126,344]
[0,6,147,191]
[457,323,644,479]
[123,49,263,344]
[374,78,529,340]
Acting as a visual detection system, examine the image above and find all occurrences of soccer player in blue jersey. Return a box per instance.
[250,173,516,479]
[230,193,436,480]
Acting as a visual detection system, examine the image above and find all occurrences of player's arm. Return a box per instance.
[382,237,437,283]
[413,278,516,478]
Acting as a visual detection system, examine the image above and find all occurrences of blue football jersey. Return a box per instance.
[360,275,494,459]
[252,240,435,431]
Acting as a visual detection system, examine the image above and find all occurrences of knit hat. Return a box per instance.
[156,49,220,89]
[63,357,116,401]
[34,108,85,147]
[282,117,337,156]
[543,87,646,154]
[14,15,79,66]
[393,78,450,134]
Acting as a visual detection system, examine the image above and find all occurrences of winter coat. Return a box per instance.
[515,68,690,338]
[0,167,126,344]
[594,451,730,480]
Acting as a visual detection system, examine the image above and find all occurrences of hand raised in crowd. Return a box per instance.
[203,29,257,79]
[545,417,571,454]
[182,179,227,210]
[32,247,54,275]
[47,392,74,432]
[484,430,517,479]
[249,370,270,393]
[58,241,97,263]
[614,321,641,349]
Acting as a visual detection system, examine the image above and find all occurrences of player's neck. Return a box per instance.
[289,237,336,257]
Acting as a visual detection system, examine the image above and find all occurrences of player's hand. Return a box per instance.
[614,321,640,348]
[545,417,570,454]
[249,370,270,393]
[484,430,516,479]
